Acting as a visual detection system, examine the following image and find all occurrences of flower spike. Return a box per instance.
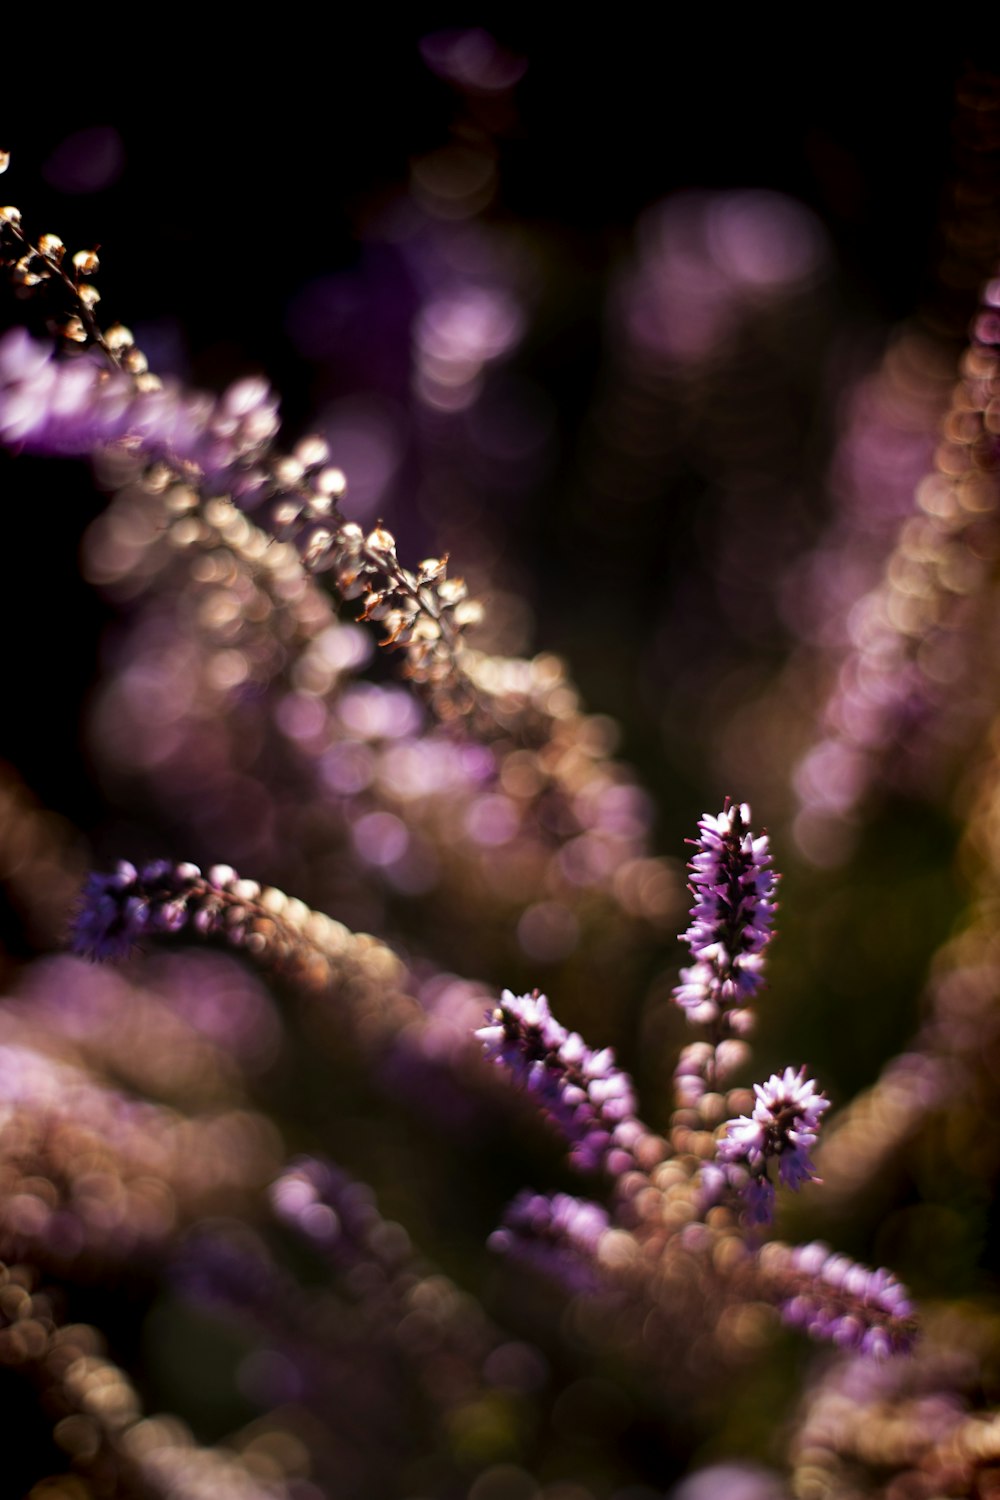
[717,1066,830,1224]
[672,799,778,1031]
[477,989,647,1174]
[762,1240,917,1358]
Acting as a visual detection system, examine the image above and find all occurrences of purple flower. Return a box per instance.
[270,1157,403,1275]
[672,800,777,1028]
[0,328,279,482]
[70,860,204,960]
[489,1190,611,1293]
[771,1240,916,1357]
[477,989,643,1173]
[717,1066,829,1223]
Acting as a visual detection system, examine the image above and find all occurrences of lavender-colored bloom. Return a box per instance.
[477,989,642,1173]
[669,1462,789,1500]
[71,859,204,960]
[673,800,777,1028]
[717,1067,829,1224]
[0,328,489,710]
[695,1159,750,1217]
[71,858,334,969]
[489,1190,611,1293]
[773,1239,916,1358]
[0,328,278,481]
[694,1136,768,1223]
[270,1156,404,1275]
[744,1174,777,1226]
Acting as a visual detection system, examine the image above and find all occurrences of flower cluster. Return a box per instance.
[0,327,279,473]
[69,858,497,1085]
[76,823,911,1379]
[488,1190,612,1293]
[662,804,831,1228]
[467,806,911,1359]
[0,320,491,717]
[672,800,777,1030]
[717,1066,830,1223]
[0,238,486,722]
[762,1240,917,1358]
[75,855,914,1368]
[476,989,649,1173]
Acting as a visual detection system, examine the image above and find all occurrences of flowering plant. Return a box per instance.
[1,45,1000,1500]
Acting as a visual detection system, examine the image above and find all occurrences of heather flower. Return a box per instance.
[717,1066,829,1223]
[0,327,279,478]
[71,859,493,1088]
[270,1157,406,1274]
[489,1190,612,1293]
[477,989,645,1173]
[0,321,491,720]
[673,800,777,1029]
[768,1239,916,1357]
[71,859,205,960]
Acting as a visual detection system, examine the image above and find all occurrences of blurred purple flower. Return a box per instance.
[0,328,278,479]
[71,860,202,960]
[489,1190,611,1293]
[777,1240,915,1357]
